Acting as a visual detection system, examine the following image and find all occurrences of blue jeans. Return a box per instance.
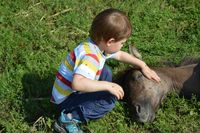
[57,65,117,122]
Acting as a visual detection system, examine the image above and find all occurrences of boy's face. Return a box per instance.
[104,38,127,54]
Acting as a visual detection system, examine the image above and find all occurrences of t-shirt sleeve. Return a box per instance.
[105,52,118,59]
[74,54,99,80]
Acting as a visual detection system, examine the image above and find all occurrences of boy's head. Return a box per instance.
[89,8,132,44]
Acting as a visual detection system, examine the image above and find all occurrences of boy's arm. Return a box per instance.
[114,51,146,68]
[114,51,161,82]
[72,74,124,100]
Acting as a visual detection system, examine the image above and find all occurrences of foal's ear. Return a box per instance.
[129,45,142,60]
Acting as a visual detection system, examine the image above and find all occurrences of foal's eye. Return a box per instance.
[135,74,143,80]
[138,74,143,79]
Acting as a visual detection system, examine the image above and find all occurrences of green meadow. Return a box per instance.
[0,0,200,132]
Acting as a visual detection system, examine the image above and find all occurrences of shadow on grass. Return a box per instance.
[21,72,59,123]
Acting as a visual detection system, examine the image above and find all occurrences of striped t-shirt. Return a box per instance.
[51,38,117,104]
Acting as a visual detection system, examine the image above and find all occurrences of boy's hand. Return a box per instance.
[141,65,161,82]
[107,83,124,100]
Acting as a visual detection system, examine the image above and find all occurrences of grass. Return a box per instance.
[0,0,200,132]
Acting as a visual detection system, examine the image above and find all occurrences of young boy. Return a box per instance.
[52,8,160,133]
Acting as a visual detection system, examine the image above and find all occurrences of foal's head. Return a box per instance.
[122,69,168,122]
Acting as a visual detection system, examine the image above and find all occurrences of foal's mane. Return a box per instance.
[179,57,200,66]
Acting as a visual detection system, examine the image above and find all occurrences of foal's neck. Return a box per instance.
[156,65,195,92]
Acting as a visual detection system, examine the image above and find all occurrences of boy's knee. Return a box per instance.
[100,65,112,82]
[101,92,117,107]
[108,93,117,105]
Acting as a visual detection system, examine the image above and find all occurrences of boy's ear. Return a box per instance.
[106,38,115,46]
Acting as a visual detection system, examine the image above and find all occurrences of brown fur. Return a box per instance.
[115,61,200,122]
